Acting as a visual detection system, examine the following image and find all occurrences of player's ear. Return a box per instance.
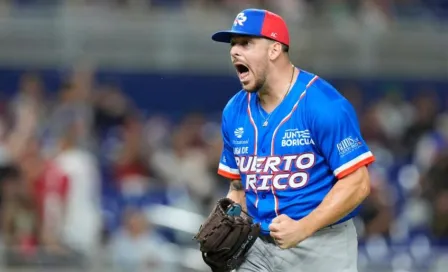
[268,41,282,61]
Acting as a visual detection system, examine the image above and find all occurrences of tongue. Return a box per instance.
[240,71,249,79]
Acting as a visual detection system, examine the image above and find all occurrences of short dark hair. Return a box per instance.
[268,39,289,54]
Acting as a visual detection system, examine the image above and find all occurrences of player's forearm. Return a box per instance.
[226,180,247,212]
[301,167,371,234]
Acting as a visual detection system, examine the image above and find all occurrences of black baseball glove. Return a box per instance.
[193,198,260,272]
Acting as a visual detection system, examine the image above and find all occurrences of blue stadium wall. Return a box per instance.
[0,68,447,119]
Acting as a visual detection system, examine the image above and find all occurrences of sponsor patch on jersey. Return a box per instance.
[281,129,315,147]
[234,127,244,138]
[233,146,249,155]
[336,136,363,157]
[233,139,249,145]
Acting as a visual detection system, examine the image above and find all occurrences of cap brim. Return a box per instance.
[211,30,258,43]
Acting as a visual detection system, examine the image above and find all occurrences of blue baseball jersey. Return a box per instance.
[218,69,375,235]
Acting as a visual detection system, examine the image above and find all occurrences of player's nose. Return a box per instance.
[230,44,242,59]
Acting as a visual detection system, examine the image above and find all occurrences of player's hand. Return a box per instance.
[268,214,312,249]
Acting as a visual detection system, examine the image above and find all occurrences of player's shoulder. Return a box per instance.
[298,70,358,127]
[222,89,248,118]
[299,71,343,102]
[299,70,350,111]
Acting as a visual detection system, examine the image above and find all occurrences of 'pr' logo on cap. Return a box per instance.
[233,12,247,26]
[212,9,290,47]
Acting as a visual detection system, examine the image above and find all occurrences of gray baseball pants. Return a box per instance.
[236,219,358,272]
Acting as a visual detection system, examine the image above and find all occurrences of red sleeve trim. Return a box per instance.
[336,156,375,179]
[217,169,241,180]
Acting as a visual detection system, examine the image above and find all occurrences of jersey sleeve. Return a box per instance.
[311,98,375,179]
[217,112,241,180]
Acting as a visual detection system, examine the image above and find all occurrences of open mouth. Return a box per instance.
[235,64,250,80]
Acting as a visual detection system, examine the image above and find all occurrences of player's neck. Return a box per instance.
[258,63,296,113]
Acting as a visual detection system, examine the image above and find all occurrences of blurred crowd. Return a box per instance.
[0,1,442,272]
[0,0,447,22]
[0,66,228,271]
[341,86,448,244]
[0,65,446,271]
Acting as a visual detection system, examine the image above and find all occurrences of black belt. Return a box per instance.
[257,220,348,246]
[258,234,276,244]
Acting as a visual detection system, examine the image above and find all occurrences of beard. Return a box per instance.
[241,70,267,93]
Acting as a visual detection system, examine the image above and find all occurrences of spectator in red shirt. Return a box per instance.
[19,137,70,254]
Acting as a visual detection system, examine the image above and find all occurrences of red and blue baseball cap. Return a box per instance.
[212,9,290,46]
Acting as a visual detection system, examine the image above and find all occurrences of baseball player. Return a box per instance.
[212,8,376,272]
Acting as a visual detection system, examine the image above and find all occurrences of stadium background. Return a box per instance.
[0,0,446,272]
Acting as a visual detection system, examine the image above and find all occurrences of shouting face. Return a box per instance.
[230,35,273,93]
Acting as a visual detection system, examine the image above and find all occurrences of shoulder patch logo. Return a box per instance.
[234,127,244,138]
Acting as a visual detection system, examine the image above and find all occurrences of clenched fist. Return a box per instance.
[268,214,313,249]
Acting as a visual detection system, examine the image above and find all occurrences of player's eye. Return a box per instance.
[230,40,249,47]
